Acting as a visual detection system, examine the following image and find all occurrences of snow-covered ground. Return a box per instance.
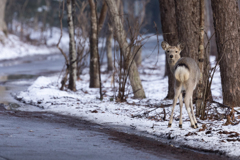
[0,29,62,60]
[0,26,112,61]
[14,51,240,158]
[1,27,239,158]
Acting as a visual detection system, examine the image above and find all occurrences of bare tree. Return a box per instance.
[211,0,240,106]
[67,0,77,91]
[106,19,114,71]
[41,0,50,44]
[105,0,146,98]
[34,0,42,31]
[124,0,149,67]
[197,0,205,118]
[97,0,114,72]
[158,0,179,99]
[98,1,108,32]
[20,0,29,39]
[105,0,121,72]
[0,0,7,34]
[75,1,89,79]
[205,0,218,56]
[88,0,100,88]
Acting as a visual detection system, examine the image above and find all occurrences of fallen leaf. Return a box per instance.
[91,110,98,113]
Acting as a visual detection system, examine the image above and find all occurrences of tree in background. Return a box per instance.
[75,1,89,79]
[0,0,7,34]
[105,0,146,99]
[144,0,161,33]
[198,0,206,118]
[122,0,149,67]
[88,0,100,88]
[105,17,114,72]
[158,0,179,99]
[104,0,121,72]
[67,0,77,91]
[5,0,60,43]
[211,0,240,106]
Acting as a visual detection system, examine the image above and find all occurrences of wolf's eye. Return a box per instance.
[175,51,178,53]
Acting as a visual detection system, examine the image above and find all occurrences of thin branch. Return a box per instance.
[57,0,69,66]
[211,100,240,114]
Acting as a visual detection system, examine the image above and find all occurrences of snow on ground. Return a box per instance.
[0,26,113,61]
[15,49,240,158]
[0,30,60,61]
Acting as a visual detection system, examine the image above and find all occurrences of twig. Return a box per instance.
[94,0,103,100]
[204,31,215,51]
[57,0,69,66]
[211,100,240,114]
[154,22,160,66]
[57,0,70,90]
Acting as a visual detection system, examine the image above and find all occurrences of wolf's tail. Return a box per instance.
[174,64,190,82]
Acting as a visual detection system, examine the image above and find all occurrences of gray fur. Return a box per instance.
[161,41,200,128]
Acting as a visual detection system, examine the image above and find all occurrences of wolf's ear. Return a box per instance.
[176,43,184,52]
[161,41,170,51]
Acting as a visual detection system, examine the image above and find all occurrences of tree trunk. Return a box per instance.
[67,0,77,91]
[105,0,121,72]
[0,0,7,34]
[106,23,113,71]
[205,0,218,56]
[105,0,146,98]
[211,0,240,106]
[42,0,50,44]
[174,0,211,115]
[88,0,100,88]
[34,0,41,31]
[198,0,205,119]
[159,0,179,99]
[98,1,113,72]
[98,1,108,32]
[133,45,142,67]
[174,0,200,59]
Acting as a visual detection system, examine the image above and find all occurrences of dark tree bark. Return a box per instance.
[133,45,142,67]
[159,0,179,99]
[106,22,113,71]
[174,0,200,59]
[198,0,205,119]
[67,0,77,91]
[105,0,121,72]
[98,0,113,72]
[105,0,146,98]
[88,0,100,88]
[211,0,240,106]
[174,0,211,115]
[34,0,41,31]
[98,1,108,32]
[20,0,29,39]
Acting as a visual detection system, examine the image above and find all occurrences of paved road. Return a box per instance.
[0,106,164,160]
[0,106,231,160]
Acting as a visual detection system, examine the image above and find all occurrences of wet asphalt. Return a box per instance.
[0,106,164,160]
[0,106,231,160]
